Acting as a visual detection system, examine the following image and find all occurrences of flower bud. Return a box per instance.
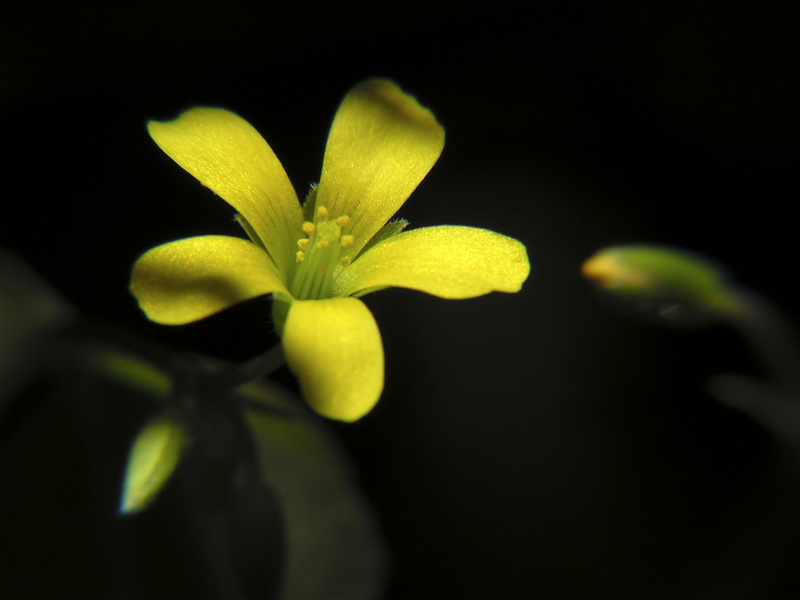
[120,410,188,515]
[582,245,740,325]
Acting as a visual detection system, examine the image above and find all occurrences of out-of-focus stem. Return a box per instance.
[204,344,285,396]
[710,289,800,448]
[723,289,800,391]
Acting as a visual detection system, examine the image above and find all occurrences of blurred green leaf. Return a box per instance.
[120,410,189,515]
[80,341,387,596]
[0,249,74,409]
[241,382,387,599]
[37,331,387,596]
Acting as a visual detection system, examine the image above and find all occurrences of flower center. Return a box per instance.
[289,206,354,300]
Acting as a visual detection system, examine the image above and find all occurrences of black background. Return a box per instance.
[2,2,799,597]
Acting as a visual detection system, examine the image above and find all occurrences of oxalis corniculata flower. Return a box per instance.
[131,79,530,422]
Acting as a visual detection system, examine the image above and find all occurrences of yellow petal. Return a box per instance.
[334,226,530,299]
[148,108,303,276]
[131,235,289,325]
[282,298,384,422]
[316,80,445,258]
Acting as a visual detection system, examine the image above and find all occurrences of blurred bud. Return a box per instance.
[90,349,171,397]
[120,410,189,515]
[582,245,740,325]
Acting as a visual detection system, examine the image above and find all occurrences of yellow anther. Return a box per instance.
[290,213,351,300]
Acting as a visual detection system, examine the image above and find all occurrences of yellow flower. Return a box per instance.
[131,79,530,422]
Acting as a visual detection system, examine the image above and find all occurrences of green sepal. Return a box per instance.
[271,293,292,336]
[302,184,319,222]
[358,218,409,257]
[234,213,268,252]
[119,409,189,515]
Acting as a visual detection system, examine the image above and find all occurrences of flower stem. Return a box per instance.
[724,289,800,391]
[203,344,285,396]
[709,289,800,448]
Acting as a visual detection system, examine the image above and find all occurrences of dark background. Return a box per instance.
[2,2,798,597]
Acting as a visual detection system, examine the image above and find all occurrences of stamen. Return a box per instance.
[290,212,358,300]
